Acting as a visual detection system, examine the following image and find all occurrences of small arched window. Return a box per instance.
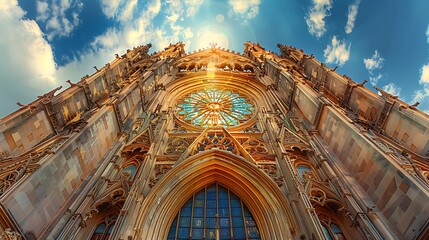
[123,165,137,180]
[322,224,333,240]
[90,215,117,240]
[322,222,346,240]
[90,223,106,240]
[330,223,346,240]
[297,165,312,179]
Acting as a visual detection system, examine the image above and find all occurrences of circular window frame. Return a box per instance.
[174,87,258,130]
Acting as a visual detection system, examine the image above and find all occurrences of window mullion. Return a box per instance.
[241,200,249,240]
[174,210,181,240]
[228,189,233,240]
[216,183,220,240]
[204,186,207,239]
[190,194,195,238]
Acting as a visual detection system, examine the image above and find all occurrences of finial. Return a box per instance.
[409,102,420,110]
[66,80,76,87]
[411,102,420,107]
[358,80,368,86]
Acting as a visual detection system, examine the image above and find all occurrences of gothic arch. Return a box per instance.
[164,72,272,110]
[133,150,297,239]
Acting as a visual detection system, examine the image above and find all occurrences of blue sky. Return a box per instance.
[1,0,429,117]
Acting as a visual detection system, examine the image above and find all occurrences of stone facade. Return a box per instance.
[0,42,428,240]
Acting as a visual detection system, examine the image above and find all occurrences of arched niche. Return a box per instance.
[133,150,297,239]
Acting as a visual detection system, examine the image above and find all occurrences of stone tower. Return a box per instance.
[0,42,428,240]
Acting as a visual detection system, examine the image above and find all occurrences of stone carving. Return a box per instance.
[91,173,130,210]
[258,164,284,187]
[165,137,193,155]
[170,124,188,134]
[240,137,269,155]
[148,164,173,188]
[193,132,236,154]
[0,150,10,160]
[241,124,261,133]
[1,228,23,240]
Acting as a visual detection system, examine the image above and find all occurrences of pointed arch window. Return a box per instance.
[168,183,261,239]
[330,223,346,240]
[297,165,312,179]
[122,165,137,180]
[322,223,347,240]
[90,215,117,240]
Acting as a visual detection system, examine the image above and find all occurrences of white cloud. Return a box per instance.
[185,0,204,17]
[382,83,401,96]
[324,36,351,66]
[412,86,429,103]
[100,0,124,18]
[364,50,384,72]
[228,0,260,21]
[184,27,194,39]
[119,0,138,22]
[80,0,198,70]
[0,0,58,116]
[369,74,382,86]
[305,0,332,37]
[35,0,83,40]
[0,0,204,118]
[164,0,203,21]
[92,28,122,49]
[56,0,203,90]
[410,26,429,111]
[36,1,49,21]
[420,64,429,84]
[345,0,360,34]
[412,64,429,108]
[55,0,176,98]
[167,13,179,23]
[147,0,162,17]
[55,48,117,85]
[364,50,384,87]
[158,0,201,50]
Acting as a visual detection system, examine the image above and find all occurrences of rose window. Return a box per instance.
[176,88,255,128]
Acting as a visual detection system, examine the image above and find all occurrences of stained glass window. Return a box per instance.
[90,223,106,240]
[123,165,137,180]
[168,183,261,240]
[322,223,347,240]
[176,88,255,128]
[90,215,117,240]
[322,224,333,240]
[297,165,312,179]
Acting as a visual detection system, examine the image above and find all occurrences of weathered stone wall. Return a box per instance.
[318,106,429,239]
[0,111,54,157]
[2,107,119,238]
[383,107,429,155]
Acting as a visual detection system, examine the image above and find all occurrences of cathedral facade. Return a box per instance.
[0,42,428,240]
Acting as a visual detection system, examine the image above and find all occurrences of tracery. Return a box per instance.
[176,88,255,128]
